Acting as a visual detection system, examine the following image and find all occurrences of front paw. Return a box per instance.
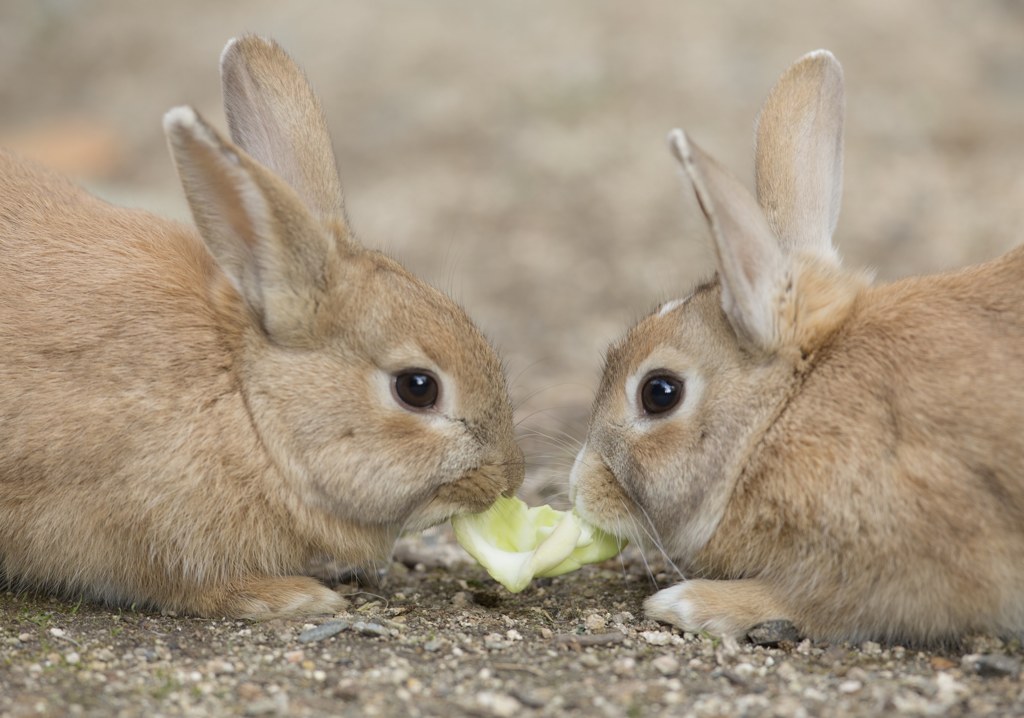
[644,579,788,639]
[205,576,348,619]
[645,582,710,634]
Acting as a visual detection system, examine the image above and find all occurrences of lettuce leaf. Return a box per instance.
[452,496,625,593]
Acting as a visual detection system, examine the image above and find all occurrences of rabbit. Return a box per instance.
[0,35,523,619]
[570,49,1024,644]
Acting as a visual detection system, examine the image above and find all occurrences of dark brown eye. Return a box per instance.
[394,371,439,410]
[641,374,684,415]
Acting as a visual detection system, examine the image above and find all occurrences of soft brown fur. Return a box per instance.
[0,35,523,619]
[571,50,1024,643]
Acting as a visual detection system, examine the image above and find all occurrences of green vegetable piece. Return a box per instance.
[452,495,625,592]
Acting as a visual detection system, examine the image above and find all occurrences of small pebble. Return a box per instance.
[206,659,234,675]
[746,620,801,647]
[611,657,636,676]
[652,655,680,676]
[962,653,1021,678]
[483,633,507,650]
[352,621,390,638]
[475,691,521,718]
[297,620,350,644]
[584,613,606,632]
[237,683,264,701]
[640,630,672,646]
[450,592,474,608]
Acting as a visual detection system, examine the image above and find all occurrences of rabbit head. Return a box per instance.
[165,36,524,539]
[570,50,863,566]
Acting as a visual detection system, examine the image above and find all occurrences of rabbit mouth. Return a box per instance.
[403,463,515,532]
[571,457,642,544]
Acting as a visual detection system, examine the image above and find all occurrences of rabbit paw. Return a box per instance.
[645,578,789,639]
[213,576,348,619]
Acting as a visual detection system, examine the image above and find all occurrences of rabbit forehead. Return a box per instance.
[339,251,509,419]
[599,280,726,406]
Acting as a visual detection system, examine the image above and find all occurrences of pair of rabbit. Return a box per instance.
[572,49,1024,644]
[3,36,1021,644]
[0,36,523,619]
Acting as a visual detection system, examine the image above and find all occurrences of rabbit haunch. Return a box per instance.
[0,35,523,619]
[571,49,1024,644]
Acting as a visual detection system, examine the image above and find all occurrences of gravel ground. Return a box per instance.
[2,1,1024,716]
[2,538,1023,717]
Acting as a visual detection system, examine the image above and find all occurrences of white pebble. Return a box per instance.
[612,657,636,676]
[640,630,672,646]
[652,655,680,676]
[860,641,882,655]
[475,691,521,718]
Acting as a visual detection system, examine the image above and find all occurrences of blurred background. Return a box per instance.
[2,1,1022,501]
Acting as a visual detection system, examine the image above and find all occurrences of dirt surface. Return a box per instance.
[3,544,1024,718]
[2,1,1024,716]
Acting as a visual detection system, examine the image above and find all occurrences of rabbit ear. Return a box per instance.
[754,49,844,261]
[670,129,787,351]
[219,35,346,223]
[164,105,339,347]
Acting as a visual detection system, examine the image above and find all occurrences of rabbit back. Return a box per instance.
[697,246,1024,640]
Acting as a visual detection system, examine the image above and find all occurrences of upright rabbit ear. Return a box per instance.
[164,106,339,347]
[755,50,844,261]
[219,35,346,224]
[670,129,787,351]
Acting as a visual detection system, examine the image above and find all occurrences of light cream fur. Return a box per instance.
[0,35,523,618]
[573,50,1024,644]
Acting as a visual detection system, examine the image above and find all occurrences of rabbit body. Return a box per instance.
[0,37,522,618]
[571,50,1024,643]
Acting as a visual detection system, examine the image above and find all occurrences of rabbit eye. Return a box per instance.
[640,374,684,416]
[394,371,439,410]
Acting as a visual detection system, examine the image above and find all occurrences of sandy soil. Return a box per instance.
[1,1,1023,715]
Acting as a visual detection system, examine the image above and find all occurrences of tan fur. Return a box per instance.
[572,50,1024,643]
[0,35,522,619]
